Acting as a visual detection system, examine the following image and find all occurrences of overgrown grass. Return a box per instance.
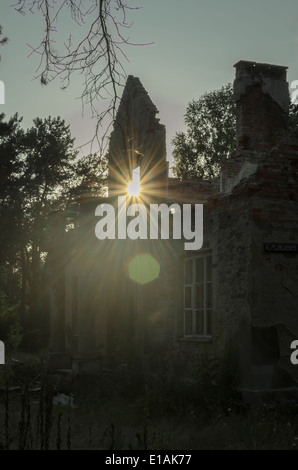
[1,350,298,449]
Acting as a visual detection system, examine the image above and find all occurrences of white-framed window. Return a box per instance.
[183,253,212,338]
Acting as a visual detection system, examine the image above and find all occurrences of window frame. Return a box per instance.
[183,252,212,339]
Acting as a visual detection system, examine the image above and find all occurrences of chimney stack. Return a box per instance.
[233,61,289,152]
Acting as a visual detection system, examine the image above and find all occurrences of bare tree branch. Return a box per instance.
[0,25,8,46]
[13,0,151,152]
[0,25,8,65]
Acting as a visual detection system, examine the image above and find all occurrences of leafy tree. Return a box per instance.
[172,84,236,181]
[0,113,24,292]
[289,101,298,132]
[0,16,108,343]
[0,114,80,336]
[173,84,298,181]
[71,152,108,198]
[0,114,25,346]
[18,117,78,328]
[0,111,108,342]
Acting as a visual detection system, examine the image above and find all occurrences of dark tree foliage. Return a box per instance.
[289,101,298,132]
[172,84,236,181]
[71,152,108,197]
[0,113,107,340]
[173,84,298,181]
[0,113,24,266]
[0,13,109,345]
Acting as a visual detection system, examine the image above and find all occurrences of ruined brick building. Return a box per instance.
[47,60,298,399]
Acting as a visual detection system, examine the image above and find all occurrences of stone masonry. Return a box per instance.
[48,62,298,401]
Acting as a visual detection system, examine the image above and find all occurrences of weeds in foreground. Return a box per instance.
[0,367,73,450]
[1,350,298,449]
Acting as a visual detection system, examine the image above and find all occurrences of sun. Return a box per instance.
[127,180,140,196]
[127,167,140,197]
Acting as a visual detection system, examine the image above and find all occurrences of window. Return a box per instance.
[183,254,212,338]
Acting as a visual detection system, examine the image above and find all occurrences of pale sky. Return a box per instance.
[1,0,298,169]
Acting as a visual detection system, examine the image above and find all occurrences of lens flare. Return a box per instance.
[128,254,160,285]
